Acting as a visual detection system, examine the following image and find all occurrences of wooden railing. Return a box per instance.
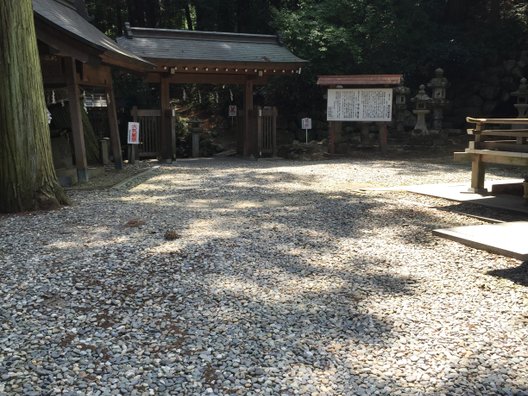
[454,117,528,192]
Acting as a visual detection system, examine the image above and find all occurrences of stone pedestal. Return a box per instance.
[192,133,200,158]
[514,103,528,118]
[412,109,430,136]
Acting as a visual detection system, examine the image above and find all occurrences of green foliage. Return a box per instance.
[84,0,528,125]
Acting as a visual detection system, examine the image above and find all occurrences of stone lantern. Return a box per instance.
[427,68,449,130]
[411,84,432,136]
[394,83,410,133]
[511,77,528,117]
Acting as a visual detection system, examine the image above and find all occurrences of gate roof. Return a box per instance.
[117,25,306,74]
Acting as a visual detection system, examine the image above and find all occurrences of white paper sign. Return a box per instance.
[301,118,312,129]
[228,105,237,117]
[327,88,393,122]
[127,122,140,144]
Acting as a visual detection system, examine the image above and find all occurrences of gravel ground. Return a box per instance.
[1,155,528,395]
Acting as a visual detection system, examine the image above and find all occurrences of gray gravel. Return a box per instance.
[1,156,527,395]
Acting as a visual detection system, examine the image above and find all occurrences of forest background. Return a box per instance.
[86,0,528,130]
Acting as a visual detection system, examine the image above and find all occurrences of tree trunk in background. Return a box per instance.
[0,0,69,212]
[184,2,193,30]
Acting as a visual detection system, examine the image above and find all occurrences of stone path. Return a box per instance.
[1,157,527,395]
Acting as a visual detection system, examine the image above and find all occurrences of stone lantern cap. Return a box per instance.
[428,68,449,100]
[394,83,410,105]
[188,118,204,132]
[411,84,432,109]
[394,83,410,96]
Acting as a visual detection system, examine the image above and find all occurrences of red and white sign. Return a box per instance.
[127,122,140,144]
[228,105,237,117]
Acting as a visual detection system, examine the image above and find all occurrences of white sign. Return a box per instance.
[326,88,393,122]
[301,118,312,130]
[127,122,140,144]
[228,105,237,117]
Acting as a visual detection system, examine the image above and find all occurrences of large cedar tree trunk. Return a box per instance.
[0,0,69,212]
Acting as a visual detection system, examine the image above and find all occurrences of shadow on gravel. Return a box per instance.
[7,158,523,394]
[487,261,528,286]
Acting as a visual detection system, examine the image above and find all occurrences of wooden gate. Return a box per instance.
[131,106,161,158]
[257,106,278,156]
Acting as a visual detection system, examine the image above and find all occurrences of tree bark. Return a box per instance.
[184,1,193,30]
[0,0,69,212]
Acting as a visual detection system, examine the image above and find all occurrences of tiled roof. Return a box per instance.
[33,0,152,69]
[117,26,306,65]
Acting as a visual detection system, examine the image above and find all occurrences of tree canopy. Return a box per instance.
[86,0,528,117]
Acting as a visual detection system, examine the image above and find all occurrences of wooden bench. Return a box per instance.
[454,117,528,193]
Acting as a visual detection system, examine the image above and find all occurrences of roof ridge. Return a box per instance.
[124,24,279,44]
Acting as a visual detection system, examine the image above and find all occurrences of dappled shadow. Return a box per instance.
[487,261,528,287]
[1,157,525,394]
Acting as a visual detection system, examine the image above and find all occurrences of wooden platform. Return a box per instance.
[402,179,528,215]
[433,222,528,261]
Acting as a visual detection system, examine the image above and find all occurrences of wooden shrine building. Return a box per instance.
[117,25,307,158]
[33,0,153,182]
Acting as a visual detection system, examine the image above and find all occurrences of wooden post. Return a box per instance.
[171,108,177,161]
[470,155,486,193]
[328,121,336,154]
[243,78,254,157]
[104,68,123,169]
[272,106,278,157]
[257,107,263,156]
[64,57,88,182]
[378,122,388,153]
[160,76,171,161]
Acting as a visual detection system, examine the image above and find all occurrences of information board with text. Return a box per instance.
[326,88,393,122]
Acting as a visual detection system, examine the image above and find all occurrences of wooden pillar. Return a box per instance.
[243,78,254,157]
[104,68,123,169]
[160,76,171,161]
[328,121,336,154]
[470,155,486,193]
[328,121,342,154]
[64,57,88,182]
[272,107,278,157]
[378,122,388,153]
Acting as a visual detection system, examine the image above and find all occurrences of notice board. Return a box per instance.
[327,88,393,122]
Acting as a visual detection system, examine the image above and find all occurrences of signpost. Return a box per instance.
[317,75,403,154]
[301,117,312,143]
[127,121,140,163]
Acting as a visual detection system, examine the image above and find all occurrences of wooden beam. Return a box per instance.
[35,19,101,65]
[80,63,111,87]
[145,72,268,85]
[64,57,89,182]
[146,58,303,72]
[104,67,123,169]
